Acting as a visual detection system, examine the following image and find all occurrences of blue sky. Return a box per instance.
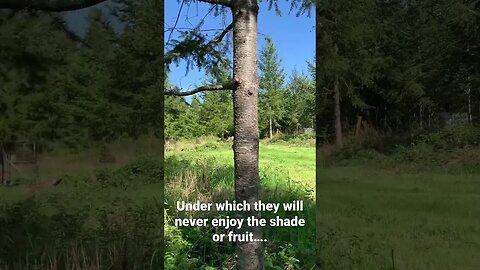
[165,1,315,91]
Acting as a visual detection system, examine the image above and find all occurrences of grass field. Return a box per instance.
[317,165,480,270]
[2,137,479,269]
[165,141,316,269]
[0,138,164,269]
[168,142,315,186]
[168,139,480,269]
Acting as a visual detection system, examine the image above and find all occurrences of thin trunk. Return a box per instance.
[232,1,263,269]
[333,43,343,148]
[467,88,472,124]
[334,72,343,148]
[419,105,423,129]
[1,145,5,186]
[355,115,362,137]
[269,114,273,139]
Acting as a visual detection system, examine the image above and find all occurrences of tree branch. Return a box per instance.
[207,22,234,45]
[165,84,232,96]
[0,0,105,11]
[198,0,232,8]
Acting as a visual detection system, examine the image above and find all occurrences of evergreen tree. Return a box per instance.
[285,69,315,133]
[259,37,287,138]
[317,0,379,146]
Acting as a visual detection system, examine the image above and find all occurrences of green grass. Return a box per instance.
[167,141,479,269]
[4,136,478,269]
[165,141,316,269]
[168,142,315,187]
[317,165,480,270]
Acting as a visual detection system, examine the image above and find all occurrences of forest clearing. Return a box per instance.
[1,133,479,269]
[317,124,480,270]
[165,130,480,270]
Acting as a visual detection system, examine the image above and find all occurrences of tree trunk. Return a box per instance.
[334,72,343,148]
[232,1,263,269]
[467,88,472,124]
[333,43,343,148]
[269,114,273,139]
[419,105,424,129]
[355,115,362,137]
[1,145,5,186]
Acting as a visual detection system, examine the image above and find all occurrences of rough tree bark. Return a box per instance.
[231,0,263,269]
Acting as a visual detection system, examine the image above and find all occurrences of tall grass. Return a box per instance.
[0,138,164,270]
[165,142,316,269]
[317,125,480,269]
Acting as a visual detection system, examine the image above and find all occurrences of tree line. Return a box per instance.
[165,37,315,140]
[317,0,479,147]
[0,0,163,148]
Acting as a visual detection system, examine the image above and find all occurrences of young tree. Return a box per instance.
[200,65,234,138]
[165,1,313,268]
[259,37,287,138]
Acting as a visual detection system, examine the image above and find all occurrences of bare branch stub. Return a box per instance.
[197,0,232,8]
[165,84,232,96]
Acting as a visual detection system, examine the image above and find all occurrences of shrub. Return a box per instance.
[95,156,162,189]
[418,125,480,150]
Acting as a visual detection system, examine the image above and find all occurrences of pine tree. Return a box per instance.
[259,37,287,138]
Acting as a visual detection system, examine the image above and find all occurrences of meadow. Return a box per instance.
[0,138,164,270]
[317,125,480,270]
[166,129,480,270]
[1,132,479,269]
[317,165,480,270]
[164,139,316,269]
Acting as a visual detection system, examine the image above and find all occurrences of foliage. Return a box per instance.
[259,37,287,137]
[326,124,480,173]
[0,0,163,146]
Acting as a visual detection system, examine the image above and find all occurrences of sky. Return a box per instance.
[63,1,114,37]
[165,1,315,92]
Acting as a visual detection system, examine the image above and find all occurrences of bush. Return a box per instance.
[327,125,480,170]
[95,155,162,189]
[267,132,316,145]
[392,142,440,165]
[417,125,480,150]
